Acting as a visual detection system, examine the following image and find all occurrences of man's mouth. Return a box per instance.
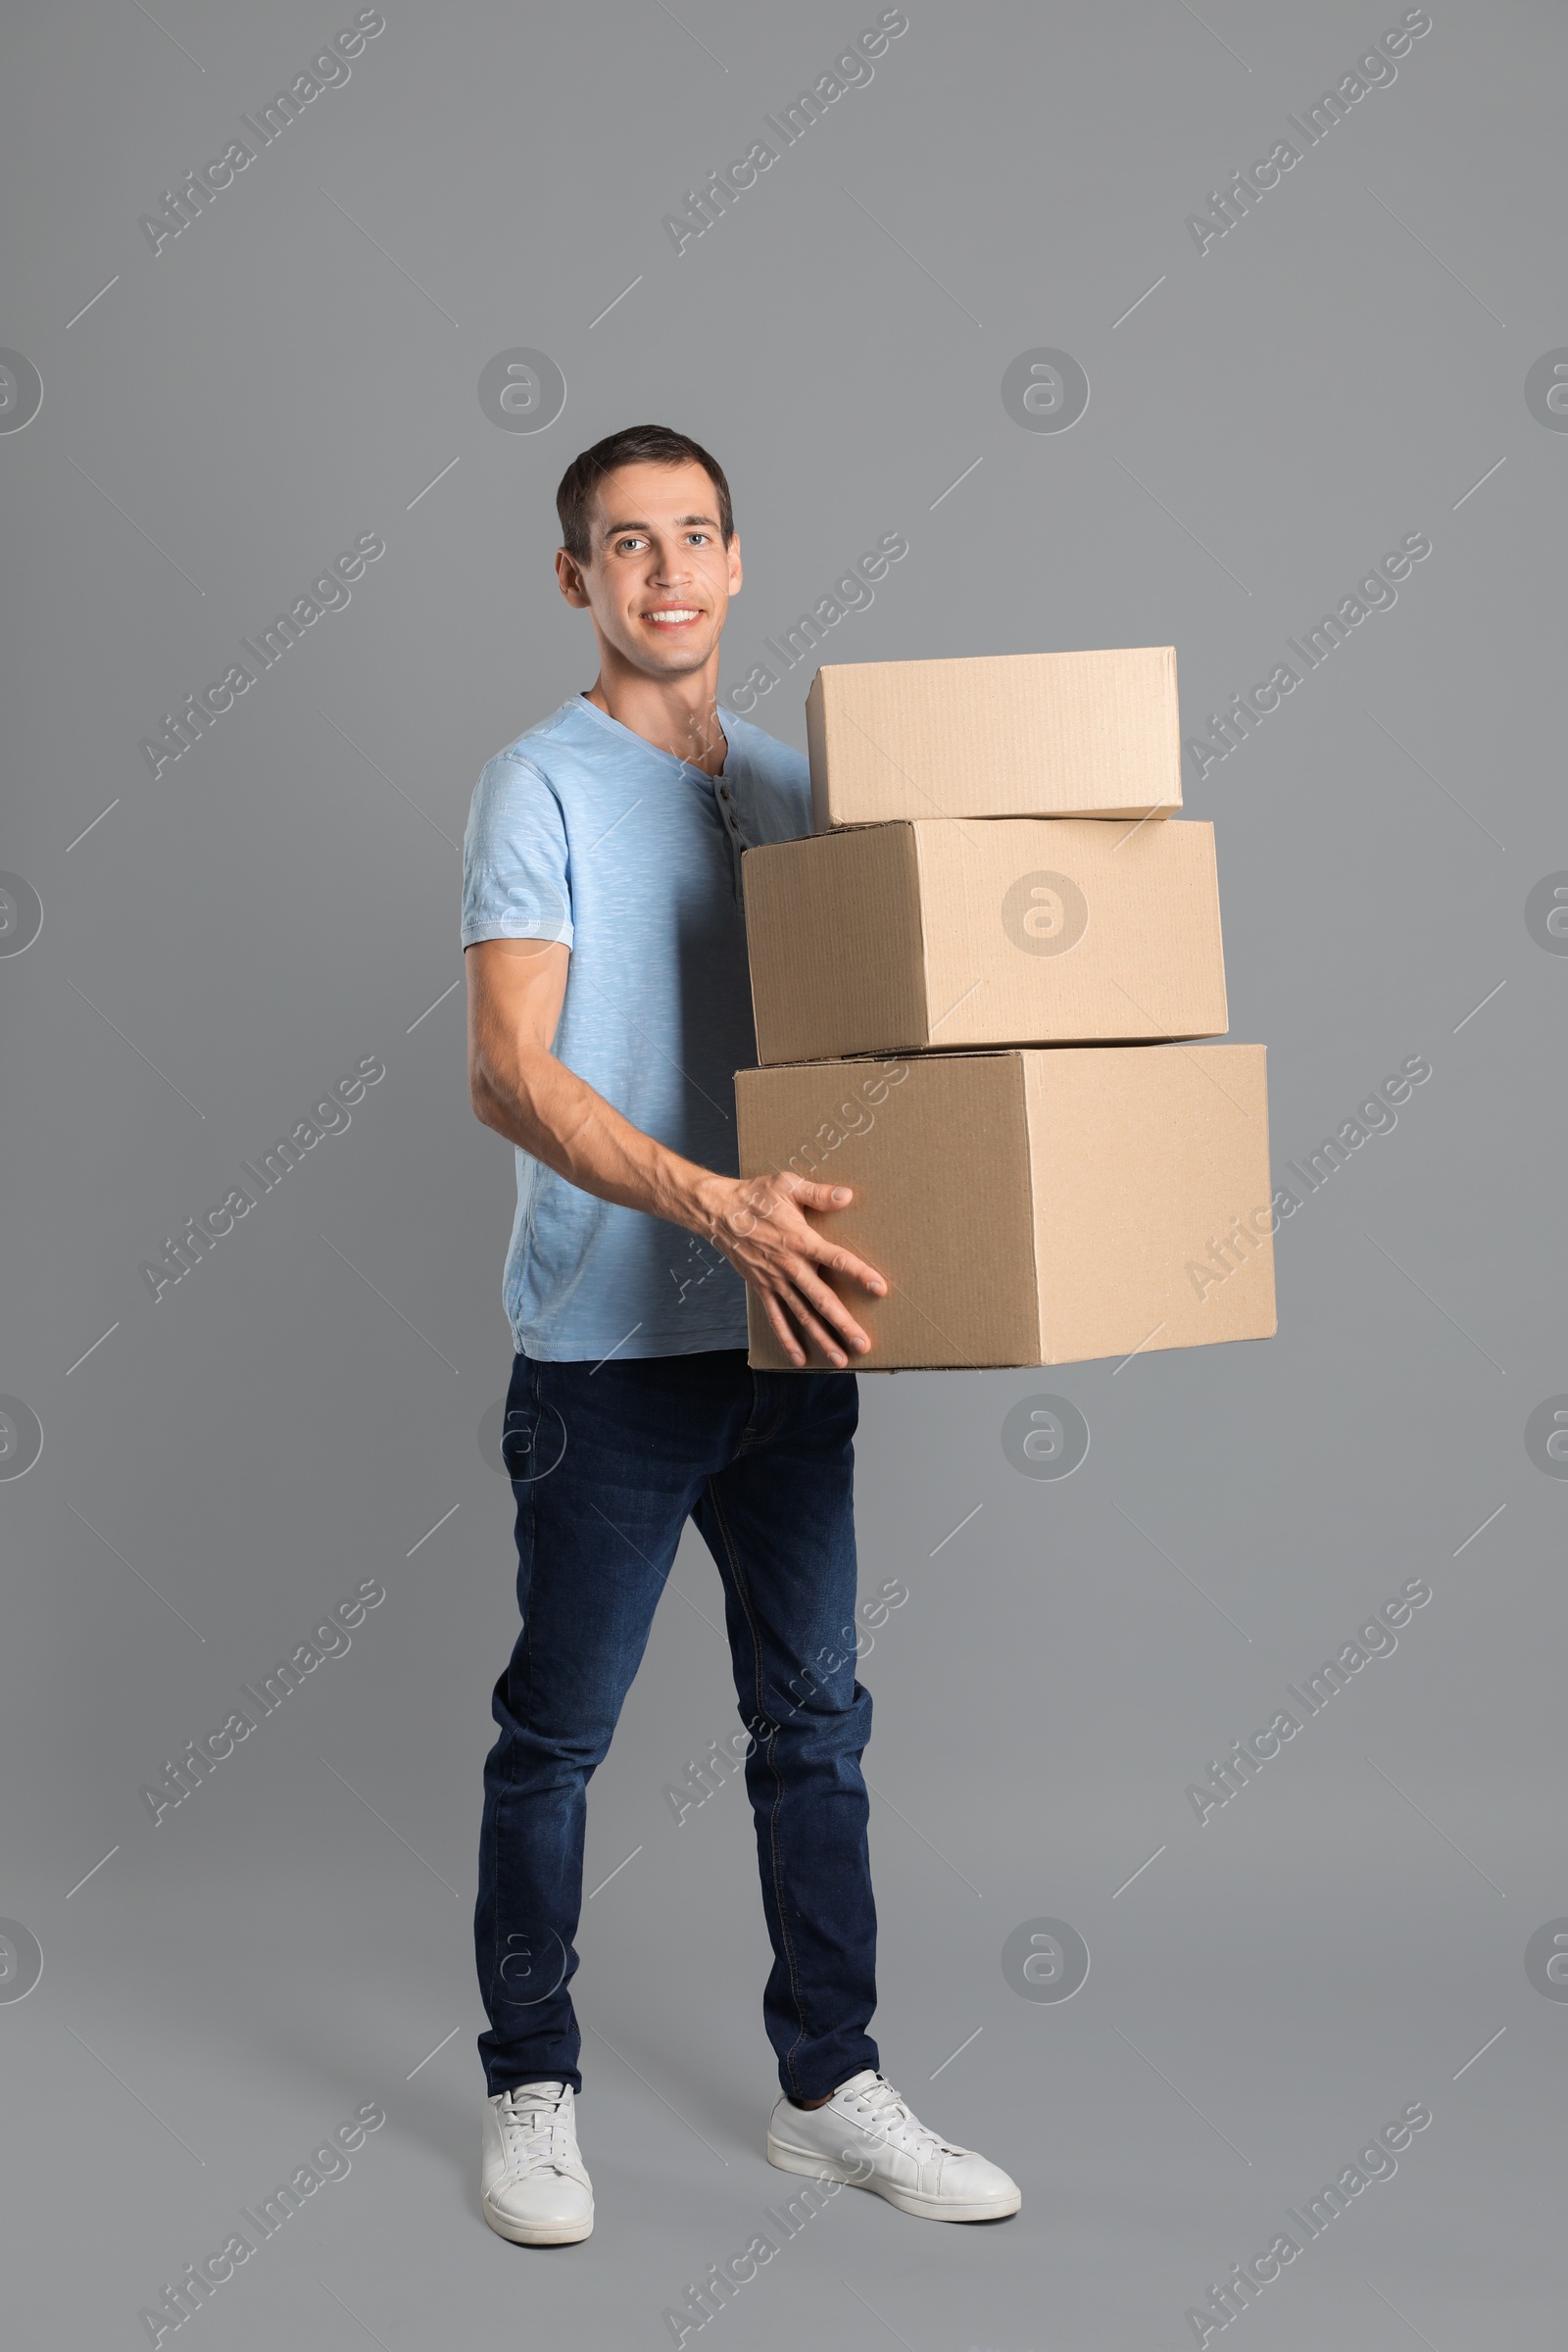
[642,606,704,629]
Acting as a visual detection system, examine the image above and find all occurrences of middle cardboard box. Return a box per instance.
[743,814,1228,1065]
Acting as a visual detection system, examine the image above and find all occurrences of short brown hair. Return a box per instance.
[555,424,734,564]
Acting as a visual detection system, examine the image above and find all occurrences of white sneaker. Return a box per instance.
[480,2080,594,2245]
[766,2069,1020,2224]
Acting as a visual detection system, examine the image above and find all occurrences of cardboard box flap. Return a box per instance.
[743,825,931,1067]
[734,1052,1041,1369]
[1023,1043,1274,1362]
[910,816,1227,1053]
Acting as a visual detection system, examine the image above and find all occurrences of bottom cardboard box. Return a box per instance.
[735,1045,1277,1371]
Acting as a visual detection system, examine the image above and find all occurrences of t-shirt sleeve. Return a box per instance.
[461,751,574,950]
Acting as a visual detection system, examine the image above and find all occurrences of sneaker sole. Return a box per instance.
[482,2196,594,2246]
[766,2133,1020,2224]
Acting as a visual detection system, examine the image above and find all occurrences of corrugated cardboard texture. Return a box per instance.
[734,1054,1039,1371]
[744,817,1227,1063]
[807,647,1183,828]
[743,823,930,1066]
[734,1045,1275,1372]
[1023,1044,1275,1363]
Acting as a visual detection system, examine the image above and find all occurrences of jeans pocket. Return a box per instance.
[502,1357,567,1485]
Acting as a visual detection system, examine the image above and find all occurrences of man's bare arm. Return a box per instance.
[465,938,885,1367]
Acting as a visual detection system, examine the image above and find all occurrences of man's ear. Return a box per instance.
[726,530,743,597]
[556,547,592,609]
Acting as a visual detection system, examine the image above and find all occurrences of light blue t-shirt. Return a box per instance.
[461,693,812,1361]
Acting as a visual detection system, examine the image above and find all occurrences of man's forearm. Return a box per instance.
[474,1050,718,1237]
[467,995,884,1367]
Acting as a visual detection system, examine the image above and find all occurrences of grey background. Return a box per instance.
[2,0,1562,2343]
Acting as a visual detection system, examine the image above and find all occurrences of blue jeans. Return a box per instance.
[474,1348,879,2101]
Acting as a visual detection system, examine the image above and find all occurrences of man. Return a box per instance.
[462,423,1019,2245]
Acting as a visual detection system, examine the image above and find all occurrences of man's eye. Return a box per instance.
[687,532,710,545]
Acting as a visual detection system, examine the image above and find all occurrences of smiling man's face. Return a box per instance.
[557,458,743,682]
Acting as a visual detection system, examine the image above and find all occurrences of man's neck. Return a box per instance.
[582,665,729,777]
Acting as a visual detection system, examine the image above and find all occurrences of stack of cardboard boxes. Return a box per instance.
[735,647,1278,1371]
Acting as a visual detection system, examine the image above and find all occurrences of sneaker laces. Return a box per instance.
[846,2075,964,2160]
[498,2082,578,2175]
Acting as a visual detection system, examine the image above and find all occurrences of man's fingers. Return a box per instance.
[760,1283,847,1370]
[755,1181,886,1296]
[795,1230,887,1298]
[760,1289,808,1369]
[788,1178,855,1211]
[783,1260,872,1357]
[776,1287,855,1369]
[731,1192,884,1298]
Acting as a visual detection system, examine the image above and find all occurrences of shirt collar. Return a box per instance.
[570,691,732,789]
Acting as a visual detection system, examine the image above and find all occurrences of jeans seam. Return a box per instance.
[704,1473,811,2090]
[521,1357,540,1725]
[492,1359,540,2043]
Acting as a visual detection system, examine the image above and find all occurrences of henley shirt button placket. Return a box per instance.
[713,782,748,895]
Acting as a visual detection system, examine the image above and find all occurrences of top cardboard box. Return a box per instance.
[806,647,1183,829]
